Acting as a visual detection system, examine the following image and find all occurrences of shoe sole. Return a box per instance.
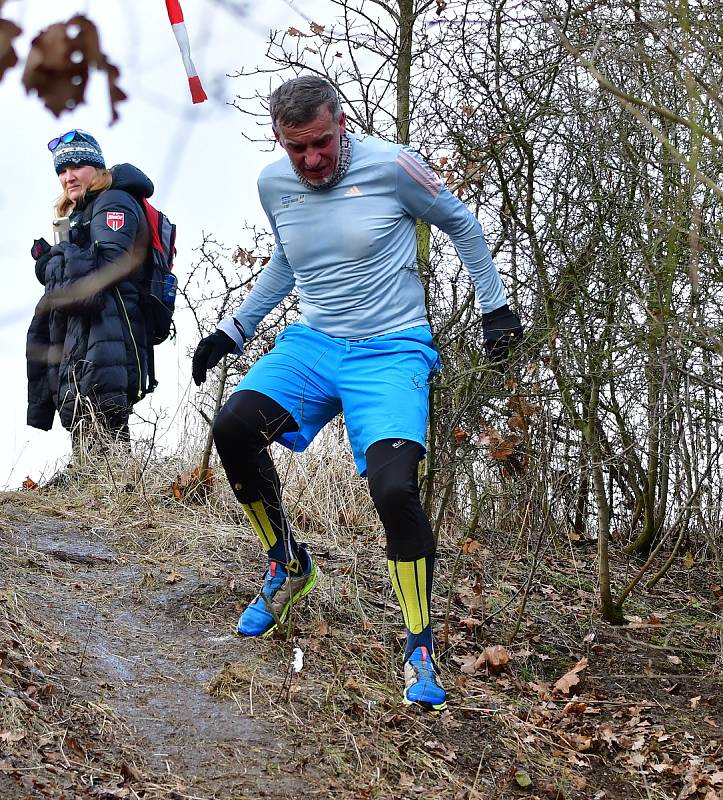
[403,692,447,712]
[237,564,319,637]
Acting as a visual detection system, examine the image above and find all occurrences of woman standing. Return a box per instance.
[27,130,154,448]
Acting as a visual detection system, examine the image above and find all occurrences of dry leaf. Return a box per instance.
[120,762,143,783]
[529,680,551,699]
[458,654,479,674]
[64,735,85,757]
[597,723,620,746]
[424,739,457,763]
[0,17,21,80]
[22,16,126,122]
[453,427,468,442]
[508,396,541,417]
[310,21,325,34]
[0,730,26,743]
[483,644,511,673]
[22,476,39,490]
[553,656,588,696]
[165,570,183,584]
[507,414,527,431]
[96,788,129,799]
[287,27,306,37]
[490,438,516,460]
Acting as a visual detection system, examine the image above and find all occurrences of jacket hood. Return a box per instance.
[110,163,154,199]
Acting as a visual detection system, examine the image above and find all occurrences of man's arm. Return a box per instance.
[395,147,522,359]
[395,147,507,313]
[194,179,296,385]
[217,186,296,350]
[217,247,296,349]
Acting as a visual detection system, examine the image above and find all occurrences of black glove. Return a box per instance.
[31,238,51,260]
[32,238,52,283]
[192,329,238,385]
[481,304,523,362]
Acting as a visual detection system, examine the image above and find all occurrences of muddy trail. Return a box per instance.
[1,500,326,799]
[1,491,722,800]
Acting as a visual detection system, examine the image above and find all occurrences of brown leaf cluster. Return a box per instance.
[171,465,214,503]
[22,15,125,122]
[232,247,270,267]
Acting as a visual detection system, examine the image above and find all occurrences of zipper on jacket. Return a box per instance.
[115,287,143,400]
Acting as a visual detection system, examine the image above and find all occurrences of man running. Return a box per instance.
[192,75,522,710]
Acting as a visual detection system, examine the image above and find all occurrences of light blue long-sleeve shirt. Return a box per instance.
[219,133,507,346]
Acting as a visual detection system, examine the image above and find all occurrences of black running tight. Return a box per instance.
[213,390,434,562]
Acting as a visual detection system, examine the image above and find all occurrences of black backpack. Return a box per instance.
[140,198,178,392]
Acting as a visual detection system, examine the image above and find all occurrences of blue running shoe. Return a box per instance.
[403,646,447,710]
[237,557,318,636]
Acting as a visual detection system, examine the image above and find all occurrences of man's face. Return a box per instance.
[274,107,346,187]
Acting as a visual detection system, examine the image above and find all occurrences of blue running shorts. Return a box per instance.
[234,323,440,476]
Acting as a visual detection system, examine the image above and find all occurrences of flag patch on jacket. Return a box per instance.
[106,211,125,231]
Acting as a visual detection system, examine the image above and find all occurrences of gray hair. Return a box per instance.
[269,76,342,129]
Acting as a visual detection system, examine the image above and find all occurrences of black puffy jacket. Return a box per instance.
[27,164,154,431]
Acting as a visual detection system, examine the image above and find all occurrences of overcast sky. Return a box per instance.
[0,0,331,487]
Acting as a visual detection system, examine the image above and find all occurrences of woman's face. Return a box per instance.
[58,165,97,202]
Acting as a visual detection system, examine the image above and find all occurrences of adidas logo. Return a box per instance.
[344,185,363,197]
[392,439,405,449]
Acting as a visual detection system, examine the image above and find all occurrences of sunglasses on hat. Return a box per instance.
[47,130,87,152]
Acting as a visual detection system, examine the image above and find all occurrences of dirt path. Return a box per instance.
[2,502,317,799]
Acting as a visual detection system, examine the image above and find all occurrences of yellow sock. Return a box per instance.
[241,500,278,552]
[387,557,429,634]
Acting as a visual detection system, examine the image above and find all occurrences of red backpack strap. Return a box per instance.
[141,197,163,253]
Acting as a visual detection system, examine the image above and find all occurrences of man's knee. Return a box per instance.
[213,390,286,452]
[366,440,434,560]
[212,395,254,450]
[368,470,416,519]
[366,439,423,513]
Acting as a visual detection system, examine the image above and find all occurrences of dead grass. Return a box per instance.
[2,425,722,799]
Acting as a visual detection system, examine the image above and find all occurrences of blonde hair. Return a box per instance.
[54,168,113,218]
